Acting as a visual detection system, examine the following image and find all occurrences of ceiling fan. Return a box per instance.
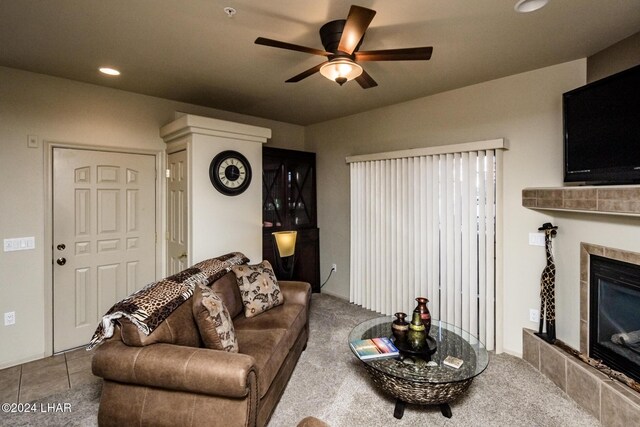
[255,5,433,88]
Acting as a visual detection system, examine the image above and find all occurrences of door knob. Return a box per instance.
[56,244,66,250]
[56,257,66,266]
[179,253,187,260]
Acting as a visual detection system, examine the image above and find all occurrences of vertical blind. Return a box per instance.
[349,149,497,350]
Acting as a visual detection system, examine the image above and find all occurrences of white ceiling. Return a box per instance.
[1,0,638,125]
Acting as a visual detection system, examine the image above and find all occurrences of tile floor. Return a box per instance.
[0,348,98,404]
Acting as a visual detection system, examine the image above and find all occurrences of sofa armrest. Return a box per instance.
[279,281,311,306]
[92,339,256,398]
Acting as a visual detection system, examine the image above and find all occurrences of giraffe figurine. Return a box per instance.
[537,222,558,343]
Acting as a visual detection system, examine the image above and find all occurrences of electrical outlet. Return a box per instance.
[331,263,337,272]
[529,309,539,322]
[4,311,16,326]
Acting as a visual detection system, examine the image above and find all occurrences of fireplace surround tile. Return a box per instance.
[564,199,597,210]
[566,357,609,420]
[564,188,597,200]
[597,188,640,201]
[522,186,640,216]
[522,197,536,208]
[579,280,587,322]
[522,329,540,369]
[539,339,567,392]
[580,320,588,354]
[603,247,640,265]
[579,243,640,356]
[598,200,640,214]
[601,381,640,427]
[524,328,640,426]
[582,243,605,257]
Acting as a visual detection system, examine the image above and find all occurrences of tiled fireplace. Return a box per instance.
[523,243,640,425]
[586,250,640,382]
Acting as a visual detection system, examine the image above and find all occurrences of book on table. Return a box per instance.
[350,337,400,360]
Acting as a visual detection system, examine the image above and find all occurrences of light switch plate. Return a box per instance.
[528,233,545,247]
[3,237,35,252]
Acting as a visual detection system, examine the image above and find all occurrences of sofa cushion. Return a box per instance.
[233,303,306,352]
[236,328,289,398]
[89,252,249,350]
[119,299,201,347]
[192,284,238,352]
[232,261,283,318]
[210,271,244,319]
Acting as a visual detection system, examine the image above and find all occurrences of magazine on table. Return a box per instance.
[350,337,400,360]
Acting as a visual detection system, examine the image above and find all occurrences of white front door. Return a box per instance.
[167,150,188,275]
[52,148,157,352]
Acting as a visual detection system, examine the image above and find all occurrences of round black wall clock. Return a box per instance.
[209,150,252,196]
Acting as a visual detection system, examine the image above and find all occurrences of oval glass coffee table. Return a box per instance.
[348,317,489,419]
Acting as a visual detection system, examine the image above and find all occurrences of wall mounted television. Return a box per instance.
[563,64,640,185]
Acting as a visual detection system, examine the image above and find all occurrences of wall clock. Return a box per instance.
[209,150,252,196]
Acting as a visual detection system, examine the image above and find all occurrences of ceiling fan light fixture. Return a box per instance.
[320,58,362,86]
[514,0,549,13]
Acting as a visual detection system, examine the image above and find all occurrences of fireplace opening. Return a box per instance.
[589,255,640,382]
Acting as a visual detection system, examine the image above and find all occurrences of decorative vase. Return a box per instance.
[407,312,427,351]
[413,297,431,331]
[392,312,409,342]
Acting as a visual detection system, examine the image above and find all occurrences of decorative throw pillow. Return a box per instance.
[232,260,284,318]
[192,284,238,352]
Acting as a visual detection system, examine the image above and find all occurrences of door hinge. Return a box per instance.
[165,169,171,178]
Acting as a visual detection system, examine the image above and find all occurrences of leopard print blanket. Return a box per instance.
[87,252,249,350]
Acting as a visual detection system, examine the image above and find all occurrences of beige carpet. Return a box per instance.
[1,293,599,426]
[270,294,599,426]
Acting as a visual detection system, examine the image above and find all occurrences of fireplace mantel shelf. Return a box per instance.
[522,186,640,217]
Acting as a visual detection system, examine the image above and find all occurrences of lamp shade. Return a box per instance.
[273,231,297,257]
[319,59,363,85]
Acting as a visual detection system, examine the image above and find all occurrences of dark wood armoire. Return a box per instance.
[262,147,320,292]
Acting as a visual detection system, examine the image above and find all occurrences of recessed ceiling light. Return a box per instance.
[99,67,121,76]
[514,0,549,13]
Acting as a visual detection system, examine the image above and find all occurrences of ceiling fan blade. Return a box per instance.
[355,69,378,89]
[255,37,331,57]
[285,63,325,83]
[337,6,376,55]
[355,47,433,62]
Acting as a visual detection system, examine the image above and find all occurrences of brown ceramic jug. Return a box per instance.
[413,297,431,331]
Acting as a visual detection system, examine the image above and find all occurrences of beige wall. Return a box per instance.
[306,60,593,355]
[0,66,303,368]
[190,133,264,263]
[587,31,640,83]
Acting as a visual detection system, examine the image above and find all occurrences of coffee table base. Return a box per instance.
[393,399,453,419]
[365,365,472,419]
[393,400,405,419]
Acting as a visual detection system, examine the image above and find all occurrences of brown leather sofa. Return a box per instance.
[92,271,311,427]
